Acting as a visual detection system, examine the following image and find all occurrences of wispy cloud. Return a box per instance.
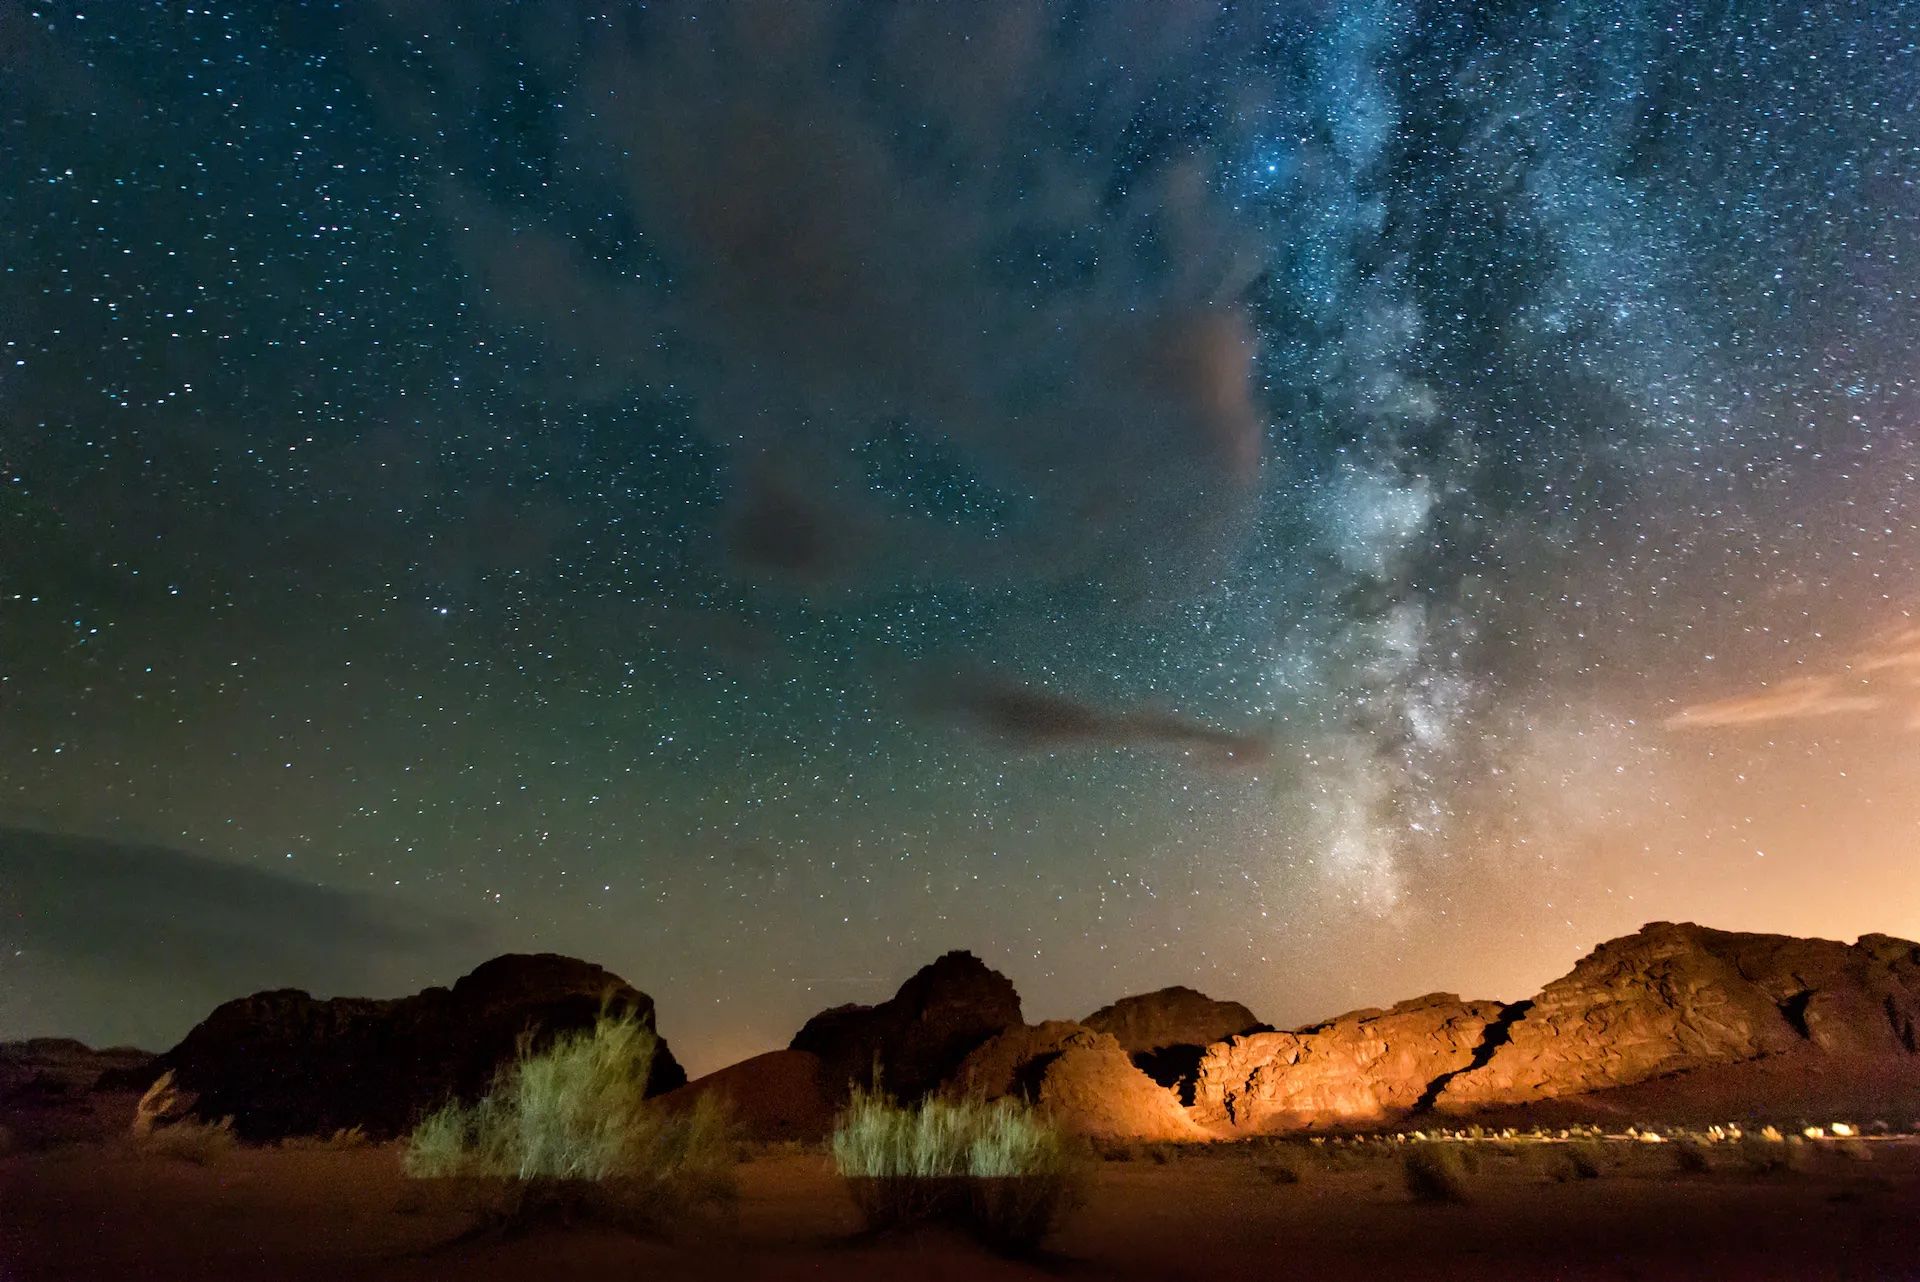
[917,670,1269,770]
[1665,675,1881,729]
[1667,620,1920,731]
[1855,625,1920,678]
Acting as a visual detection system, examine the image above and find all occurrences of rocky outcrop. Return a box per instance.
[1084,987,1264,1056]
[141,953,685,1141]
[659,1049,837,1142]
[1192,994,1509,1131]
[949,1021,1203,1140]
[1,1039,154,1100]
[1083,986,1265,1099]
[1190,923,1920,1133]
[1436,922,1920,1111]
[791,951,1021,1101]
[0,1040,157,1148]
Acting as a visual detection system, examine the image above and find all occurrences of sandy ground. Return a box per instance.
[5,1137,1919,1281]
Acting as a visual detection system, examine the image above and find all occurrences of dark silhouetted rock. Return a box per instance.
[948,1020,1203,1140]
[1083,986,1265,1100]
[143,953,685,1141]
[1437,922,1920,1112]
[0,1040,157,1148]
[659,1049,836,1142]
[790,950,1021,1100]
[1192,993,1508,1132]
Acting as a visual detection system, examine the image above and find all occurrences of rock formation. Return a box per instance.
[134,953,685,1141]
[659,1050,837,1142]
[0,1039,156,1148]
[1191,923,1920,1133]
[1083,986,1265,1099]
[1436,921,1920,1111]
[20,922,1918,1147]
[1191,993,1509,1131]
[949,1021,1202,1140]
[790,950,1021,1100]
[1084,986,1264,1056]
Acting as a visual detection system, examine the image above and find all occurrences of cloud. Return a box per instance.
[363,0,1267,601]
[1667,621,1920,731]
[1665,676,1883,729]
[1856,626,1920,678]
[920,671,1269,770]
[0,827,496,1048]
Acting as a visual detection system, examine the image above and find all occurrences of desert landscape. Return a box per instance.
[9,2,1920,1278]
[7,921,1920,1280]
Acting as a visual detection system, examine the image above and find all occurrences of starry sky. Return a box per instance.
[3,0,1918,1074]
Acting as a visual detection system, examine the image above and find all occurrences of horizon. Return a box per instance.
[7,864,1911,1078]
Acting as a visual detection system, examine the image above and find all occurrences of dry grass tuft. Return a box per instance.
[280,1126,373,1151]
[1673,1140,1714,1173]
[1253,1143,1311,1185]
[1402,1143,1471,1203]
[403,1010,734,1233]
[138,1117,236,1165]
[830,1087,1082,1254]
[1562,1139,1608,1181]
[1739,1134,1808,1175]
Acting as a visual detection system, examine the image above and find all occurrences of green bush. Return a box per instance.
[830,1088,1081,1254]
[1402,1143,1471,1203]
[403,1011,733,1231]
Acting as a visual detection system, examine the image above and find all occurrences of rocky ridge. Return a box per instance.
[788,950,1021,1101]
[1192,922,1920,1134]
[126,953,685,1141]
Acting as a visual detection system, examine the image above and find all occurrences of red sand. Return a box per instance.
[5,1138,1918,1280]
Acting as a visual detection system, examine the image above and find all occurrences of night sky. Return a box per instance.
[3,1,1918,1074]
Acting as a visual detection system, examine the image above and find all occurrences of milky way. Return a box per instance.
[3,1,1917,1069]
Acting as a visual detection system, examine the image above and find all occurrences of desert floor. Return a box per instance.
[5,1137,1919,1281]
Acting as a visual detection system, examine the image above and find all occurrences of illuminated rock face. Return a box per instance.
[1190,994,1509,1131]
[1189,923,1920,1133]
[1083,986,1266,1101]
[949,1020,1204,1141]
[1436,922,1920,1111]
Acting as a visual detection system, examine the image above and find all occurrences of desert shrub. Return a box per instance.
[1673,1140,1713,1173]
[280,1126,372,1152]
[1402,1143,1471,1203]
[831,1087,1081,1254]
[1740,1135,1807,1175]
[130,1069,189,1139]
[402,1011,734,1231]
[1256,1148,1307,1185]
[139,1117,236,1165]
[1563,1139,1608,1180]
